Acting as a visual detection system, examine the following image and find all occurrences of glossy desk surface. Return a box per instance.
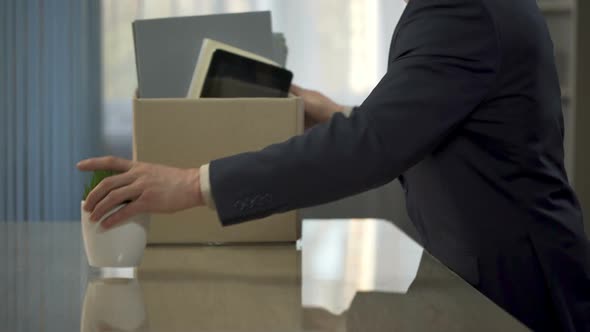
[0,219,529,331]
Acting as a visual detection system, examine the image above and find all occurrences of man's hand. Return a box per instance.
[290,84,345,129]
[77,156,203,229]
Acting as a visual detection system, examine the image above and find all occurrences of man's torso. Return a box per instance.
[390,0,590,330]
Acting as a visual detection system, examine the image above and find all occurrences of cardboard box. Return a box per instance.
[133,96,304,244]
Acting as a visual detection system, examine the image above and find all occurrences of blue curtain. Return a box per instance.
[1,0,102,221]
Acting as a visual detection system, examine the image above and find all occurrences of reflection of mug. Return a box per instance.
[81,201,150,268]
[82,278,149,332]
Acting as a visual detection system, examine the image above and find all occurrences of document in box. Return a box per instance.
[133,11,274,98]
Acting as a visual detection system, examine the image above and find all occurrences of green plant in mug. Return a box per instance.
[83,170,117,201]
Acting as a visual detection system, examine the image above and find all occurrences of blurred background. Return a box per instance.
[1,0,588,238]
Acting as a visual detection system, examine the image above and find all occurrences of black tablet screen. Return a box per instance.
[201,49,293,98]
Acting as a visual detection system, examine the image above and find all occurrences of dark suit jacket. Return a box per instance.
[210,0,590,330]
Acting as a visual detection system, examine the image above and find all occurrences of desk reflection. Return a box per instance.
[82,278,148,332]
[139,244,301,331]
[1,220,528,332]
[302,219,423,315]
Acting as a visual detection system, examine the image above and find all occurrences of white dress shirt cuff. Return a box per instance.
[341,105,355,117]
[199,164,216,210]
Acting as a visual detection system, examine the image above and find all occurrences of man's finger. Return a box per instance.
[84,172,135,213]
[290,84,304,96]
[90,184,142,222]
[77,156,133,172]
[101,200,143,230]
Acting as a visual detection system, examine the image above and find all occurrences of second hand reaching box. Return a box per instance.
[133,96,304,244]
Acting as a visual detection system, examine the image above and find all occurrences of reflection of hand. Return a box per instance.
[77,156,203,229]
[290,84,345,129]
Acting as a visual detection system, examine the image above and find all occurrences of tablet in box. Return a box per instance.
[202,50,293,98]
[187,38,292,98]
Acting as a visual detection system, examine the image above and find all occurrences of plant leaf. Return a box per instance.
[82,169,119,200]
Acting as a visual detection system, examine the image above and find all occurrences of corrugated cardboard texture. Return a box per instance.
[133,97,304,244]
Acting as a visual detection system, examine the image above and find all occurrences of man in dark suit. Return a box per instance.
[79,0,590,330]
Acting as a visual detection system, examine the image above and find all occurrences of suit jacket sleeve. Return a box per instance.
[209,0,500,225]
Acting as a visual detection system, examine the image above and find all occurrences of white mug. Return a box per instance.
[81,201,150,268]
